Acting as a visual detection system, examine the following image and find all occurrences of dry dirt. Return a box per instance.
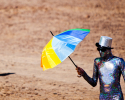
[0,0,125,100]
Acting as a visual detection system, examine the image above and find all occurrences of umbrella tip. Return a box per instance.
[50,31,54,36]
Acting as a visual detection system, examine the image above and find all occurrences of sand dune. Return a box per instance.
[0,0,125,99]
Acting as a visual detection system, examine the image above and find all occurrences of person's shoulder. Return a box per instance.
[119,57,125,62]
[113,56,125,65]
[94,57,101,64]
[94,57,101,61]
[113,56,124,62]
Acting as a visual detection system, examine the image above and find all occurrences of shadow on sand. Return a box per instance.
[0,73,15,76]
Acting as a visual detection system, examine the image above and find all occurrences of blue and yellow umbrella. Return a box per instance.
[41,28,90,71]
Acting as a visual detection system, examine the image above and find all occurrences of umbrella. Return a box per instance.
[41,28,90,71]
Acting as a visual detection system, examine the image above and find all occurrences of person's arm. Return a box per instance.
[119,58,125,82]
[76,59,98,87]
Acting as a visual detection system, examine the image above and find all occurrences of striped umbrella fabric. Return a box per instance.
[41,28,90,71]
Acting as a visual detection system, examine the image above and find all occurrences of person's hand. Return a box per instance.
[76,66,84,76]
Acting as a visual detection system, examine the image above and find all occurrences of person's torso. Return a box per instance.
[96,57,122,94]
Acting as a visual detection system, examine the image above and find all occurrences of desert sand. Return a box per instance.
[0,0,125,100]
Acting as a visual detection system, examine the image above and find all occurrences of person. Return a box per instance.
[76,36,125,100]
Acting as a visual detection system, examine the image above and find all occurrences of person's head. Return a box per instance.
[96,36,113,58]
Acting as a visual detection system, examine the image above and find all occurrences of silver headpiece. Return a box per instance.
[96,36,113,49]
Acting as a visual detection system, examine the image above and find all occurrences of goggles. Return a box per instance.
[97,47,107,52]
[96,43,113,52]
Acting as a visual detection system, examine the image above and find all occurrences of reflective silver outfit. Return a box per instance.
[82,56,125,100]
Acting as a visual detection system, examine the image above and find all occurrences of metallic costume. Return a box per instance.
[77,36,125,100]
[82,56,125,100]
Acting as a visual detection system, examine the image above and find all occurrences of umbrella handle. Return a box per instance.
[77,75,82,77]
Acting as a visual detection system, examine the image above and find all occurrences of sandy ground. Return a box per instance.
[0,0,125,100]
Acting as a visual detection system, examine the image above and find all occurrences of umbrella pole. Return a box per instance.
[50,31,77,68]
[68,56,81,77]
[68,56,77,68]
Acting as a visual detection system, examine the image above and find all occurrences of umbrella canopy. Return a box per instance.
[41,28,90,70]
